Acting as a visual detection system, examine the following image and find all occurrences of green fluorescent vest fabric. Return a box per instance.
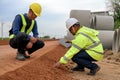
[60,26,104,64]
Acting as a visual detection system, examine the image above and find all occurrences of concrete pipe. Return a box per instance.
[98,30,114,49]
[59,38,71,48]
[70,10,91,27]
[112,29,119,53]
[90,17,96,29]
[60,30,114,49]
[118,28,120,52]
[59,31,74,48]
[94,15,114,30]
[64,30,75,40]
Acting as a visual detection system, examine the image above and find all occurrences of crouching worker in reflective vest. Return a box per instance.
[9,3,45,61]
[54,18,104,76]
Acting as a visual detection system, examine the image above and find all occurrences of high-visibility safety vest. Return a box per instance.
[9,14,35,39]
[59,26,104,64]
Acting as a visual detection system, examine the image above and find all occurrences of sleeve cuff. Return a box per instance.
[59,57,68,64]
[27,35,31,40]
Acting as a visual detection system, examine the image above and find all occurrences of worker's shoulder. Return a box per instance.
[14,13,27,21]
[15,13,26,18]
[14,14,22,19]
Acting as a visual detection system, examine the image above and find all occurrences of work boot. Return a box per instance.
[71,66,85,72]
[87,66,100,76]
[23,53,30,59]
[16,52,26,61]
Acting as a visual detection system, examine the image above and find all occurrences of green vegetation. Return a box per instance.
[0,37,9,40]
[114,3,120,29]
[107,0,120,29]
[0,35,54,40]
[43,35,50,38]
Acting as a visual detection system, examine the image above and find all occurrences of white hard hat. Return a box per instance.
[66,18,79,29]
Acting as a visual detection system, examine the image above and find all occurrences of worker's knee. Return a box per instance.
[9,38,18,49]
[37,40,45,48]
[16,33,27,40]
[72,57,77,62]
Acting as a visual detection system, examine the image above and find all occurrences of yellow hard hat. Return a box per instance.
[30,3,42,16]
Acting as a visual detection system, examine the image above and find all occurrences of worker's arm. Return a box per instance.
[53,45,80,68]
[53,44,79,68]
[32,21,39,38]
[28,21,39,43]
[56,35,87,66]
[12,14,22,36]
[59,45,80,64]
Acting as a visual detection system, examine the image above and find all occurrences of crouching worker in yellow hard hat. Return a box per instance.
[9,3,45,61]
[54,18,104,76]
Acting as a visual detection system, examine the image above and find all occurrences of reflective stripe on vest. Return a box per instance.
[20,14,34,34]
[20,14,27,33]
[78,32,101,50]
[63,56,69,61]
[9,34,15,39]
[9,14,34,39]
[72,32,103,54]
[72,43,82,50]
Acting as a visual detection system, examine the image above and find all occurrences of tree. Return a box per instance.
[106,0,120,28]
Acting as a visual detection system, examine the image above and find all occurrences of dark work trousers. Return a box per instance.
[72,50,98,70]
[9,33,45,54]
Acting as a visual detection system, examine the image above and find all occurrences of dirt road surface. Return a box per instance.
[0,40,120,80]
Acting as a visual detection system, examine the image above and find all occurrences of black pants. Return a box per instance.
[72,50,98,70]
[9,33,45,54]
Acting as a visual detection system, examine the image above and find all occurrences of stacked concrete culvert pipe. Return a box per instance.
[60,30,115,50]
[65,30,75,40]
[98,30,114,49]
[93,15,115,50]
[90,17,96,29]
[59,10,116,52]
[118,28,120,52]
[94,15,114,30]
[59,31,74,48]
[70,10,91,27]
[59,38,71,48]
[112,28,120,53]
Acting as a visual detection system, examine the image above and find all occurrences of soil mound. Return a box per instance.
[104,50,120,64]
[0,45,75,80]
[1,42,120,80]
